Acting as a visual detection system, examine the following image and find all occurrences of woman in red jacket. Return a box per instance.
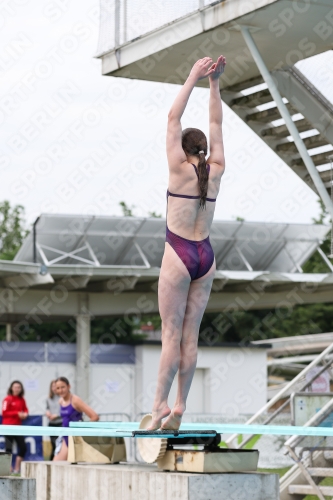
[2,380,28,474]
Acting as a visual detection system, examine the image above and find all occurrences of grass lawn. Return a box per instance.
[303,477,333,500]
[258,467,290,478]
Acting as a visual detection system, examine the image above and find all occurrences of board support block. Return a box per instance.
[67,436,126,464]
[157,448,259,473]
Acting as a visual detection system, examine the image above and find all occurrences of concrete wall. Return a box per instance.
[0,477,36,500]
[22,462,280,500]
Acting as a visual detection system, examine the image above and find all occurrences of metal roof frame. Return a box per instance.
[14,214,330,276]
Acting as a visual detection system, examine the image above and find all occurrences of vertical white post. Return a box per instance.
[329,155,333,257]
[241,26,333,220]
[6,324,11,342]
[115,0,121,46]
[76,314,90,403]
[123,0,127,42]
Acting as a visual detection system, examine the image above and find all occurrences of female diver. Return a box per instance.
[149,55,226,430]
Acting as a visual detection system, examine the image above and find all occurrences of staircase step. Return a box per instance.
[292,151,332,167]
[276,136,329,153]
[230,89,272,109]
[247,103,296,123]
[308,467,333,477]
[320,170,333,185]
[261,119,312,138]
[224,76,264,93]
[289,484,333,495]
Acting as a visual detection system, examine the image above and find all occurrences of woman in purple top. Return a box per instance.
[148,56,226,431]
[53,377,99,461]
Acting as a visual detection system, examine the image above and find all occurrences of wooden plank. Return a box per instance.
[308,467,333,477]
[289,485,333,495]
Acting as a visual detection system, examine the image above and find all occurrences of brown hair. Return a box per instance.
[49,380,57,399]
[56,376,70,386]
[7,380,24,397]
[182,128,208,209]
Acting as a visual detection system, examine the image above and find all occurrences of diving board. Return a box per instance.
[2,422,333,438]
[0,425,213,439]
[70,421,333,438]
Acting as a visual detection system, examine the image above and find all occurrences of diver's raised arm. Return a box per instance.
[166,57,213,171]
[207,55,226,170]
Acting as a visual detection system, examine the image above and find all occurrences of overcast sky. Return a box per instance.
[1,0,333,230]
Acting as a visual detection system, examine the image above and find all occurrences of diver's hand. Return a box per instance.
[209,55,226,81]
[189,57,214,81]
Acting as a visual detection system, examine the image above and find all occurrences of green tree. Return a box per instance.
[119,201,136,217]
[0,316,147,344]
[0,201,29,260]
[303,200,332,273]
[148,211,162,218]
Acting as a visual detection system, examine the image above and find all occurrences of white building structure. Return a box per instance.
[0,341,268,418]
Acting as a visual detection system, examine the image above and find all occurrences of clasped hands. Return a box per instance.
[190,55,226,82]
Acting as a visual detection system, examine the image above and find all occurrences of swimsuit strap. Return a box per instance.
[191,163,210,178]
[167,190,200,200]
[166,163,216,201]
[167,190,216,202]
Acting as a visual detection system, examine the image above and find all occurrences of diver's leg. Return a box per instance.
[148,242,191,430]
[161,259,215,430]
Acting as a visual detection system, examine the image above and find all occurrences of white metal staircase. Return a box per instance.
[97,0,333,221]
[280,396,333,500]
[280,451,333,500]
[221,65,333,196]
[224,342,333,500]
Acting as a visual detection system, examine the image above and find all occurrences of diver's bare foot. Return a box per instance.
[160,405,185,430]
[146,406,171,430]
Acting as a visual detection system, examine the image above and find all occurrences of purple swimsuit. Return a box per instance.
[166,164,216,281]
[60,396,82,446]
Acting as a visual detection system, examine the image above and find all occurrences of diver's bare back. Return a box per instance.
[166,160,223,241]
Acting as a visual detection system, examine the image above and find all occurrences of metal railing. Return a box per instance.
[96,0,224,57]
[97,412,131,422]
[282,398,333,500]
[225,342,333,449]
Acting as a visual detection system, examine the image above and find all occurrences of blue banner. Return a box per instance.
[0,415,44,462]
